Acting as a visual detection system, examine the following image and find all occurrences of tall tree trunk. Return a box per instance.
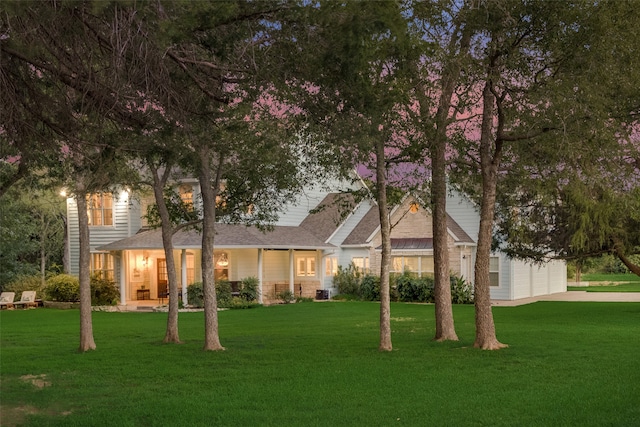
[76,187,96,352]
[376,139,392,352]
[416,19,471,342]
[474,80,507,350]
[431,143,458,341]
[40,214,46,288]
[150,166,181,344]
[62,213,70,274]
[198,146,224,351]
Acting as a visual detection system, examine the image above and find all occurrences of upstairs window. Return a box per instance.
[87,193,113,226]
[178,184,194,211]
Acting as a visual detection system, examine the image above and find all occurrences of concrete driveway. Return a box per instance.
[492,291,640,307]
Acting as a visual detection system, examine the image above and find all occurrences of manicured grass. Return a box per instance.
[568,273,640,292]
[580,273,640,283]
[568,282,640,292]
[2,302,640,426]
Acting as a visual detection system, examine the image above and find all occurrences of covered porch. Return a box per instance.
[98,224,335,306]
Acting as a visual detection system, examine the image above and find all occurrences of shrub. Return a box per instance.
[414,276,435,302]
[216,280,233,308]
[187,280,233,308]
[4,274,45,295]
[450,274,474,304]
[45,274,80,302]
[239,276,260,302]
[187,282,204,308]
[276,289,295,304]
[90,274,119,306]
[360,275,380,301]
[228,297,261,309]
[295,296,313,303]
[396,272,426,302]
[333,263,362,296]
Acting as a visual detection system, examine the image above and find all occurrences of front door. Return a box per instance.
[157,259,168,299]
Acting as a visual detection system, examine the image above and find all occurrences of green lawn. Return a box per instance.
[2,302,640,426]
[568,282,640,292]
[580,273,640,283]
[568,273,640,292]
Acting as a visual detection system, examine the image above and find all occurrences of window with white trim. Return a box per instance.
[186,252,195,285]
[490,256,500,287]
[325,257,338,276]
[297,257,316,277]
[91,253,115,280]
[87,193,113,226]
[390,256,434,275]
[352,257,370,273]
[179,184,194,211]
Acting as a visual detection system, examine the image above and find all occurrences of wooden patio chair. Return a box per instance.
[14,291,37,309]
[0,292,16,310]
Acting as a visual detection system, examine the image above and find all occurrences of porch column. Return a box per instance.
[119,252,126,305]
[289,249,295,293]
[257,248,263,304]
[181,249,188,305]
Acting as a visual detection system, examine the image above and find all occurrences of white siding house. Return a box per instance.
[446,191,567,300]
[66,180,566,305]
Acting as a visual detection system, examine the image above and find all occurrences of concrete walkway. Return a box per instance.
[491,291,640,307]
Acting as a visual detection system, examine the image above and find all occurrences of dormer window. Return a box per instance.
[179,184,194,210]
[87,193,113,226]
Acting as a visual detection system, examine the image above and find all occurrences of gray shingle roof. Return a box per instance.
[341,205,380,246]
[299,193,355,242]
[341,205,475,246]
[97,223,335,251]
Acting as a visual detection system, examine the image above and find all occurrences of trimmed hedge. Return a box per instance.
[332,268,474,304]
[43,273,119,305]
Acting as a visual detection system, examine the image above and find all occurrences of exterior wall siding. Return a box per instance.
[67,189,140,276]
[230,249,259,281]
[275,178,348,226]
[488,255,511,300]
[446,191,480,242]
[327,201,373,247]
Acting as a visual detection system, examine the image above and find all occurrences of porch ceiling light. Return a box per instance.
[217,252,229,267]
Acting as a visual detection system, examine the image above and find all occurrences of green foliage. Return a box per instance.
[228,297,261,310]
[0,180,68,290]
[216,280,233,308]
[239,276,260,302]
[90,274,119,306]
[333,263,363,296]
[276,289,295,304]
[187,280,234,308]
[3,274,45,294]
[395,272,435,303]
[359,275,380,301]
[581,254,640,275]
[187,282,204,308]
[42,273,119,305]
[332,267,472,304]
[295,297,314,303]
[449,274,474,305]
[44,274,80,302]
